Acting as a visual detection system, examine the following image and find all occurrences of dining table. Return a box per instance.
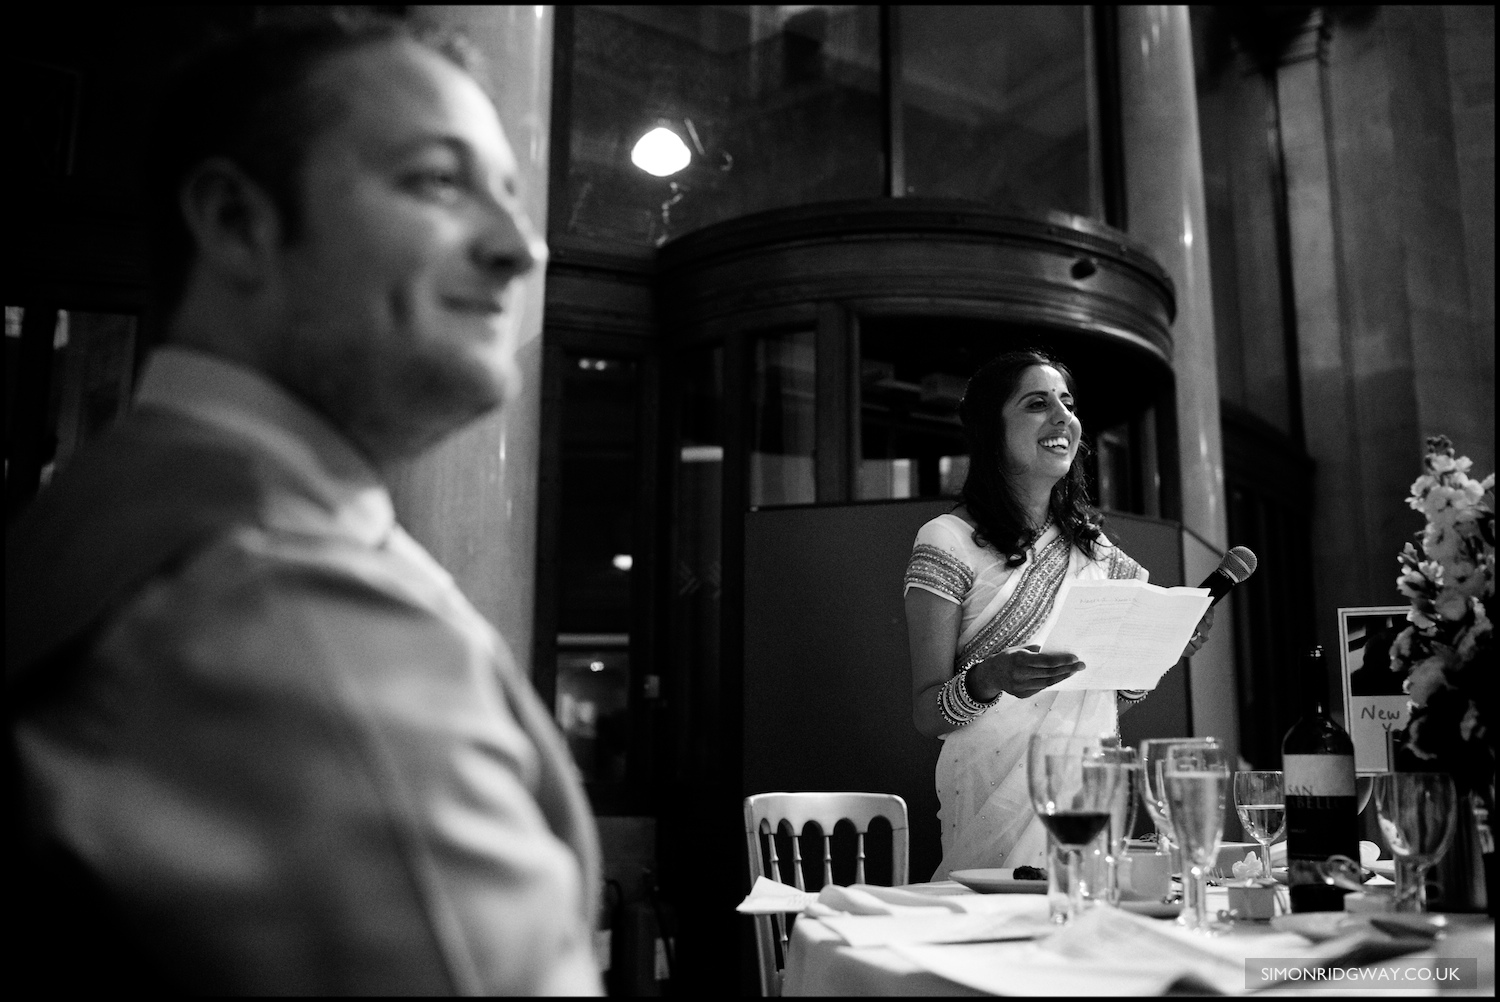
[778,880,1497,996]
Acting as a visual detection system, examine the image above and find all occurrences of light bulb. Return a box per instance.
[630,126,691,177]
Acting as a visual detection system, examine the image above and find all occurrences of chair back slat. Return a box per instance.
[789,828,805,891]
[742,792,910,997]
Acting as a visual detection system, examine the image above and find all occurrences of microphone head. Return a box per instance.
[1220,546,1258,584]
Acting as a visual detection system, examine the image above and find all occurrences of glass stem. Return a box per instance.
[1066,848,1084,920]
[1184,864,1208,930]
[1258,841,1272,878]
[1394,858,1421,912]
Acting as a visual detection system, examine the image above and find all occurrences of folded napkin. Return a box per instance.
[806,884,1051,948]
[736,876,820,914]
[811,884,968,916]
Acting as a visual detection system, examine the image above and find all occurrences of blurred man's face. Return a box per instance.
[269,39,543,460]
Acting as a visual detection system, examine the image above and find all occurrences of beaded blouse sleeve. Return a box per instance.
[1098,531,1150,583]
[903,516,977,604]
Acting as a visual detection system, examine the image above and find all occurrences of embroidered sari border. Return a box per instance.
[956,534,1071,672]
[905,543,975,602]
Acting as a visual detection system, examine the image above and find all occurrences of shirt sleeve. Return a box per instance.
[903,518,977,604]
[19,531,601,996]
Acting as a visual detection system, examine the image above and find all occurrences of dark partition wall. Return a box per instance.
[744,498,953,881]
[743,500,1191,880]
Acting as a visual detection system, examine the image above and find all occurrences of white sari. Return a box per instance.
[904,513,1147,878]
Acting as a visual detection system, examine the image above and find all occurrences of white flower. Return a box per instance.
[1232,853,1264,880]
[1436,588,1470,621]
[1404,654,1449,706]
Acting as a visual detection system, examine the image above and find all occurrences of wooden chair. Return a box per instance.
[743,792,909,997]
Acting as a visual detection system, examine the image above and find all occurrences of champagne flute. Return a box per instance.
[1163,741,1230,933]
[1101,745,1142,905]
[1373,772,1457,913]
[1233,770,1286,878]
[1140,738,1219,885]
[1028,735,1121,922]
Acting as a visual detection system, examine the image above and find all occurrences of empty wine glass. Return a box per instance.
[1140,738,1219,886]
[1373,772,1457,913]
[1162,741,1230,933]
[1233,770,1285,879]
[1101,745,1142,906]
[1028,735,1122,922]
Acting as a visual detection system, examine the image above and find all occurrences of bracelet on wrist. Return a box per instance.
[1117,688,1148,703]
[938,667,1003,727]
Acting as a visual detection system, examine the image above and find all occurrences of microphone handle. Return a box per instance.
[1199,569,1236,605]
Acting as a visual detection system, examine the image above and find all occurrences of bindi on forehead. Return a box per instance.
[1011,366,1068,398]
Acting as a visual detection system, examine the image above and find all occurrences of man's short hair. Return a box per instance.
[147,13,483,321]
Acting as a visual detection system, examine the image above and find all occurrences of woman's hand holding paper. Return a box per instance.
[970,645,1085,700]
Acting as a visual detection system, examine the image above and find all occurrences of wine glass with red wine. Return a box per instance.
[1027,734,1122,922]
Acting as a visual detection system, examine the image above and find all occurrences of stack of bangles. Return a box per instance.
[1118,689,1148,703]
[938,667,1001,726]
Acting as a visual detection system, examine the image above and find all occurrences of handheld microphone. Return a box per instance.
[1198,546,1258,605]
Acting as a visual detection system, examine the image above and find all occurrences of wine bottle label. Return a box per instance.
[1283,755,1355,797]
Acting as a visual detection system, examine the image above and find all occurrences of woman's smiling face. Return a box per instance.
[1001,364,1081,485]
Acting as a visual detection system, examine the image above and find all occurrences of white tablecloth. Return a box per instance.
[780,884,1496,997]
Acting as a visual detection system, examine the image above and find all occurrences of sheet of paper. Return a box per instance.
[1031,579,1211,690]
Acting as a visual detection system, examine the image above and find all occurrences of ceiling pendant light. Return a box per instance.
[630,125,691,177]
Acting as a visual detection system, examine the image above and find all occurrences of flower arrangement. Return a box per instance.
[1389,436,1494,813]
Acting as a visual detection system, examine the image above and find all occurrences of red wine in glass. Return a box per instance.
[1040,810,1111,847]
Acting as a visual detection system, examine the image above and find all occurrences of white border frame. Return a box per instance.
[1336,605,1410,775]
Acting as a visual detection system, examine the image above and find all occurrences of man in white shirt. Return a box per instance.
[6,17,601,995]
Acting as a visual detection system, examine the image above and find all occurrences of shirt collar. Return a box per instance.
[133,346,395,547]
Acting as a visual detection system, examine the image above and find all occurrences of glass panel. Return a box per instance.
[857,320,978,501]
[749,330,815,506]
[1094,422,1137,513]
[899,5,1100,218]
[673,346,723,770]
[555,353,639,801]
[556,639,630,793]
[560,5,884,252]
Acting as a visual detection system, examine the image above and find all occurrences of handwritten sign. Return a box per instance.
[1336,606,1410,775]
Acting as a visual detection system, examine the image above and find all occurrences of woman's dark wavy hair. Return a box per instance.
[957,350,1104,566]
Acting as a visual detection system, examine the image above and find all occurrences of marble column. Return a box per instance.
[1117,6,1236,751]
[386,6,554,676]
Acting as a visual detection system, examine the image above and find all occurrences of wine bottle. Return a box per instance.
[1282,646,1360,913]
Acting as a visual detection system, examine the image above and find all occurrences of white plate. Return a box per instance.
[949,868,1048,894]
[1368,859,1395,879]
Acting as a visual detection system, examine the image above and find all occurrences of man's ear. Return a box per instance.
[178,157,284,288]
